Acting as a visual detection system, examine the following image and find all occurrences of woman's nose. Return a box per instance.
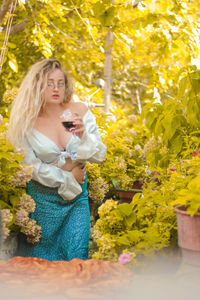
[53,84,59,91]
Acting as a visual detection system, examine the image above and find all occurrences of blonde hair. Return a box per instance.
[7,59,73,146]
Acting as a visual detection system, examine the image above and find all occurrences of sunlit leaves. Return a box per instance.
[8,53,18,72]
[0,0,200,112]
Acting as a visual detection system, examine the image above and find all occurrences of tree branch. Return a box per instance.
[3,8,81,35]
[63,9,81,19]
[0,0,13,23]
[9,18,29,34]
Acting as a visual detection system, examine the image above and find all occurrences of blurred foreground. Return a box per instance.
[0,252,200,300]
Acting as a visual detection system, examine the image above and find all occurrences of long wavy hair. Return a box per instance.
[7,59,73,146]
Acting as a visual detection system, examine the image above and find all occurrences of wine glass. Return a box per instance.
[60,109,78,159]
[60,109,75,132]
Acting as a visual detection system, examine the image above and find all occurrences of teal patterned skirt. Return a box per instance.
[17,178,90,261]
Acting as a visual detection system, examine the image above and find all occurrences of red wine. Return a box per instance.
[62,121,75,129]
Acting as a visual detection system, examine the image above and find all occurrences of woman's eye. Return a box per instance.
[47,82,53,87]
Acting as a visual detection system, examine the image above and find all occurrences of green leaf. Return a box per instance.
[127,230,144,243]
[9,195,20,207]
[170,135,183,154]
[145,111,156,130]
[116,234,130,245]
[112,180,118,188]
[191,78,200,95]
[178,76,188,98]
[124,212,136,227]
[7,42,17,49]
[0,200,11,209]
[117,203,133,217]
[93,1,105,18]
[104,7,116,27]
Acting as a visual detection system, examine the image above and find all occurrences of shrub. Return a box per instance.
[0,91,41,244]
[92,166,192,262]
[87,107,150,197]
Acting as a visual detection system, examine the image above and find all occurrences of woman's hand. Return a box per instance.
[71,164,85,184]
[72,113,85,138]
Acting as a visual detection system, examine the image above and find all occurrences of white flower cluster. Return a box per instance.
[15,194,41,244]
[129,128,137,137]
[21,219,41,244]
[140,136,161,160]
[88,177,109,204]
[135,144,141,151]
[15,209,29,226]
[17,194,36,213]
[14,147,26,157]
[128,114,138,123]
[11,165,33,186]
[115,156,127,173]
[160,146,169,155]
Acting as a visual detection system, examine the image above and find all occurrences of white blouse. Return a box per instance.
[22,110,107,201]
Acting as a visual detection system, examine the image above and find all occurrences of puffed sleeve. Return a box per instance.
[21,137,82,201]
[75,110,107,163]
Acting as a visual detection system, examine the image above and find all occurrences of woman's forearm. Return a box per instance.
[60,158,84,172]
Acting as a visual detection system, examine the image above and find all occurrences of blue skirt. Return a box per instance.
[17,178,90,261]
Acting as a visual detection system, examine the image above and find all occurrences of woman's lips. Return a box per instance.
[52,94,59,99]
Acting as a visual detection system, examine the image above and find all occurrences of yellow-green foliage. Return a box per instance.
[92,154,200,262]
[171,156,200,216]
[0,119,25,228]
[92,167,195,262]
[102,112,149,190]
[0,91,41,243]
[0,88,18,118]
[173,175,200,216]
[142,69,200,170]
[89,107,150,193]
[0,118,41,243]
[0,91,24,219]
[87,107,150,224]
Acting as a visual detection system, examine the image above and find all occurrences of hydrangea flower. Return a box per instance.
[118,253,131,264]
[17,194,36,213]
[135,144,141,151]
[1,209,13,225]
[11,165,33,186]
[15,209,29,226]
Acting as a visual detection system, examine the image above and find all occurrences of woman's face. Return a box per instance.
[43,68,65,105]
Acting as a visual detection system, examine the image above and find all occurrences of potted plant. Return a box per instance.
[172,155,200,265]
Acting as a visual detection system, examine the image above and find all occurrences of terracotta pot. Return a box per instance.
[175,205,200,265]
[118,181,143,203]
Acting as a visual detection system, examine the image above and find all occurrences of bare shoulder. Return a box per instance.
[70,102,89,118]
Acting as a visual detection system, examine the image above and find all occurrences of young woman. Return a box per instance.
[7,59,106,261]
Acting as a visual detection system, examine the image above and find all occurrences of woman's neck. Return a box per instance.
[40,103,66,118]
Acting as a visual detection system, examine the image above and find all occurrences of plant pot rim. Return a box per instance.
[174,205,200,216]
[116,188,143,193]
